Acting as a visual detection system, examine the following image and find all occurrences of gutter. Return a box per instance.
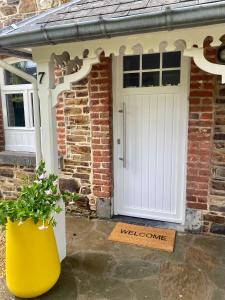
[0,1,225,48]
[0,60,42,165]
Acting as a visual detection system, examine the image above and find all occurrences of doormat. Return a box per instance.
[108,222,176,252]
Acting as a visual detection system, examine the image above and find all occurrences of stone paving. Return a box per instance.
[1,216,225,299]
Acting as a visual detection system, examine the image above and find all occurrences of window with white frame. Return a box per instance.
[1,60,37,152]
[123,51,181,88]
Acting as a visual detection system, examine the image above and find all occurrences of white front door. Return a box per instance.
[113,51,190,224]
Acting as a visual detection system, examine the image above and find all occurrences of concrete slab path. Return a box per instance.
[1,216,225,300]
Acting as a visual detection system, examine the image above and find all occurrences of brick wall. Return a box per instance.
[55,55,112,214]
[90,56,113,201]
[0,164,35,200]
[186,46,225,235]
[56,77,94,215]
[203,75,225,234]
[186,48,216,212]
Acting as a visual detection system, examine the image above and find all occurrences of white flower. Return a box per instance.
[69,200,75,205]
[18,220,23,226]
[45,189,52,195]
[39,224,48,230]
[39,221,48,230]
[34,179,42,184]
[53,180,58,186]
[39,173,46,180]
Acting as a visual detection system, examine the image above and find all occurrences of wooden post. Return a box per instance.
[36,58,66,261]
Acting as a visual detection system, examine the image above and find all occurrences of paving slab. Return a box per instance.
[0,216,225,300]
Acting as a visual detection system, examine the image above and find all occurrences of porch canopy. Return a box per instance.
[1,0,225,260]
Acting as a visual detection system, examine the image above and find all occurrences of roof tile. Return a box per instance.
[1,0,224,35]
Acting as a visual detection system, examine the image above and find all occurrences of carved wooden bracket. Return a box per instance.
[184,47,225,83]
[51,56,99,107]
[51,49,89,76]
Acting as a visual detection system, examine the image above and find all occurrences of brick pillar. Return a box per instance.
[56,77,93,213]
[56,94,66,157]
[89,55,113,216]
[186,47,216,230]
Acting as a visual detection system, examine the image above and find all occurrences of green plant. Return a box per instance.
[0,161,79,229]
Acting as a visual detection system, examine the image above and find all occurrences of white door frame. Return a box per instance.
[112,51,190,224]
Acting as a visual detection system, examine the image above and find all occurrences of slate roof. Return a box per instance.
[2,0,224,35]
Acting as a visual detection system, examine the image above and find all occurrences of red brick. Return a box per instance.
[90,86,98,92]
[91,126,100,131]
[189,106,212,113]
[199,169,210,176]
[90,113,99,119]
[93,163,101,168]
[91,106,110,113]
[94,190,111,198]
[201,113,213,120]
[189,98,200,105]
[92,138,100,144]
[93,119,110,126]
[93,156,111,163]
[93,168,111,174]
[91,72,99,78]
[56,116,64,121]
[91,79,109,85]
[190,83,202,89]
[91,92,110,99]
[191,74,214,81]
[187,202,207,210]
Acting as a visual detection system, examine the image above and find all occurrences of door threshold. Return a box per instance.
[111,215,185,232]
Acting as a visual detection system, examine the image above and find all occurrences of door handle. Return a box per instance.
[118,102,126,168]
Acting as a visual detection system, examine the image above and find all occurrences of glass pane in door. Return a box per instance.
[6,93,25,127]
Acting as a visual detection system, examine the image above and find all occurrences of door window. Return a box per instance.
[123,51,181,88]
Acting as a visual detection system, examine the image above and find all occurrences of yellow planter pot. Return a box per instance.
[6,219,61,298]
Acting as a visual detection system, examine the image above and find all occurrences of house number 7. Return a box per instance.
[38,72,46,84]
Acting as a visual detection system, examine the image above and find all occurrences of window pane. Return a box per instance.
[162,70,180,86]
[142,72,160,87]
[4,60,37,85]
[123,55,140,71]
[142,53,160,69]
[6,94,25,127]
[123,73,139,88]
[163,51,181,68]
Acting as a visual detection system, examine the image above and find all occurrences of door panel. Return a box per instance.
[115,92,188,223]
[113,53,190,224]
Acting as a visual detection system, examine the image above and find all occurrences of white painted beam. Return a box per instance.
[36,59,66,261]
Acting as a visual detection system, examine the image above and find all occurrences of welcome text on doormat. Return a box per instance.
[108,222,176,252]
